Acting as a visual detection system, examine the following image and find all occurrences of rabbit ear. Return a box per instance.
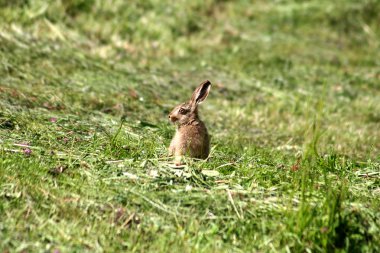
[190,80,211,107]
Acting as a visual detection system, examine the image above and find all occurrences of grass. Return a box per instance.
[1,0,380,252]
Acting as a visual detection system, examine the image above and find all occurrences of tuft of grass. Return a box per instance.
[1,0,380,252]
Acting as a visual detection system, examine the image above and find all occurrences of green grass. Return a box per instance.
[1,0,380,252]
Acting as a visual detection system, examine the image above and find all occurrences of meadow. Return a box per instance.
[0,0,380,252]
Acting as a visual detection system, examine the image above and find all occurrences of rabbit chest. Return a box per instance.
[170,122,210,159]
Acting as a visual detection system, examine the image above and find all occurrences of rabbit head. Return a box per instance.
[168,80,211,125]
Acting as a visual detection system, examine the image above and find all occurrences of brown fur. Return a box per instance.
[168,81,211,163]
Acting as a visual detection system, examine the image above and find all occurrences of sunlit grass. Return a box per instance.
[1,0,379,252]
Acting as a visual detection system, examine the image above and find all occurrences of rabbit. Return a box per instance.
[168,80,211,165]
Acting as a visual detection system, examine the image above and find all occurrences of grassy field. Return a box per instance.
[1,0,380,252]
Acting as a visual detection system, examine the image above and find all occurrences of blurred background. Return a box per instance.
[1,0,379,158]
[0,0,380,156]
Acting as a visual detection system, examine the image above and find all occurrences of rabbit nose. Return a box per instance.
[168,115,177,122]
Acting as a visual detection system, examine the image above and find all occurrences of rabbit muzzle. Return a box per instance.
[168,114,178,123]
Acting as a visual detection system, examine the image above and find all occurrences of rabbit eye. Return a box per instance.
[179,108,188,114]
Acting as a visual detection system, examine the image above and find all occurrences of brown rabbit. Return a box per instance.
[168,80,211,164]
